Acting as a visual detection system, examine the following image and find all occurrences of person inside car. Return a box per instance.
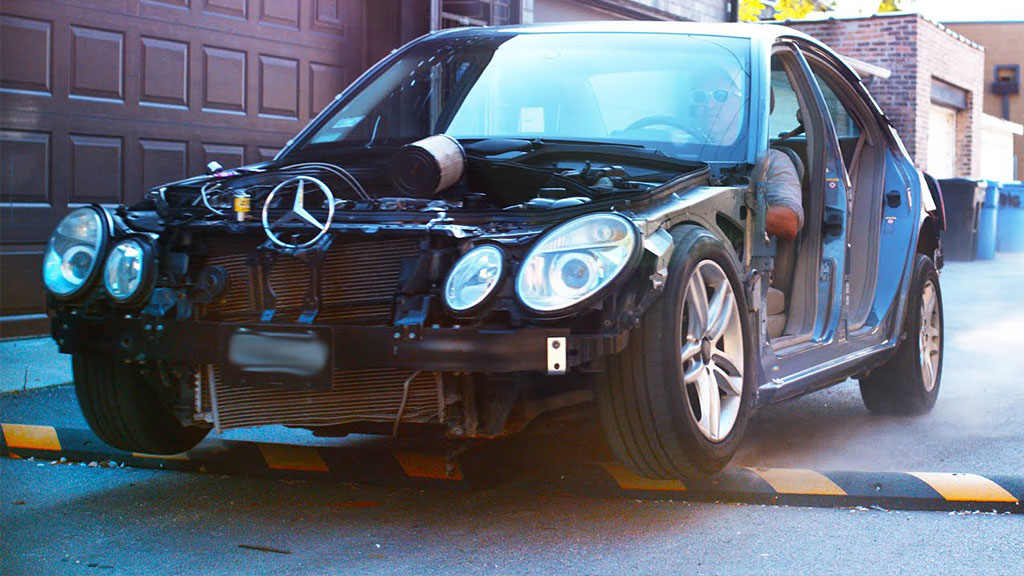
[692,76,804,240]
[764,87,804,241]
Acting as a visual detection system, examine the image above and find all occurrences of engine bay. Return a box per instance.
[145,138,707,223]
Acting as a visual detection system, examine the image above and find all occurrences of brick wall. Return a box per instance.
[791,14,985,177]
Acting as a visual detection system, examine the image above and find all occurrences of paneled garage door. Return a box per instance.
[927,104,958,179]
[0,0,366,338]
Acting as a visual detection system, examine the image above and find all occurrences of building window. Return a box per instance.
[441,0,520,28]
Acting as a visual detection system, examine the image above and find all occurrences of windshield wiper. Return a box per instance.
[463,137,651,157]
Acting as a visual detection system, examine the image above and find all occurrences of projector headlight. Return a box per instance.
[516,213,638,313]
[444,244,504,313]
[103,238,154,304]
[42,207,109,298]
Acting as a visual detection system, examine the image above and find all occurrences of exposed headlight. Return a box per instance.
[42,207,108,298]
[103,238,153,304]
[516,213,637,313]
[444,245,504,312]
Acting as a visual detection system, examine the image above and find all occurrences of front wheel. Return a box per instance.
[596,225,755,479]
[859,255,943,415]
[73,354,210,454]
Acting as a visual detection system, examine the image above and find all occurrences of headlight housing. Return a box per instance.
[42,207,109,298]
[516,213,638,313]
[103,237,154,304]
[444,245,504,313]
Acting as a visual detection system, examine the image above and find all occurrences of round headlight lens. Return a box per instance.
[516,213,637,312]
[104,239,150,303]
[42,208,107,297]
[444,245,504,312]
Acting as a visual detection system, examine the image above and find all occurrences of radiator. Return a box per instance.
[201,236,422,324]
[205,365,442,430]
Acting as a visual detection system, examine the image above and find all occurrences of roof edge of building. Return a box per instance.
[780,11,984,52]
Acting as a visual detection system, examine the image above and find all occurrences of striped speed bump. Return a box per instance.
[554,463,1022,512]
[0,422,466,487]
[2,422,1021,513]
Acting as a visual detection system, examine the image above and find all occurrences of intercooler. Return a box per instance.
[192,235,442,430]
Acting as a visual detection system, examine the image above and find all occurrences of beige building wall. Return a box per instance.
[947,21,1024,180]
[522,0,731,23]
[532,0,628,21]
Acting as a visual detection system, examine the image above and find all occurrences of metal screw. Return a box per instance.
[551,340,560,349]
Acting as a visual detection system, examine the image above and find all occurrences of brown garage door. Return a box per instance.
[0,0,369,338]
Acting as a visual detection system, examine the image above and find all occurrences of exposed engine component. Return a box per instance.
[391,134,466,196]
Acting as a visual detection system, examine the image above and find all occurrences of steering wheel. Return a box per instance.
[622,115,701,141]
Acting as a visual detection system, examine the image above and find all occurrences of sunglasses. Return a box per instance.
[692,89,730,104]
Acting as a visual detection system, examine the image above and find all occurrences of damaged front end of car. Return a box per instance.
[48,135,747,441]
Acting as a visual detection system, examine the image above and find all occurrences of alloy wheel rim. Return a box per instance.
[919,279,941,392]
[680,260,744,442]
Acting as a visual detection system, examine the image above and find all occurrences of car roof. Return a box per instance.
[431,21,817,45]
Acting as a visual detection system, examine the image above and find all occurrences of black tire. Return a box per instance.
[596,225,756,479]
[72,354,210,454]
[859,255,943,415]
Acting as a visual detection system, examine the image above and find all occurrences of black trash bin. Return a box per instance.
[938,178,985,262]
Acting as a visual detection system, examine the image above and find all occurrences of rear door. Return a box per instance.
[1,0,363,338]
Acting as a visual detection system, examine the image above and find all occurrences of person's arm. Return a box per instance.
[766,205,800,240]
[763,150,805,241]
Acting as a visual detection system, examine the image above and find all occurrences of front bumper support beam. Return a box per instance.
[53,314,629,374]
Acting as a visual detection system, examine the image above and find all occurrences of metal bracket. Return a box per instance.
[547,337,567,375]
[643,228,675,291]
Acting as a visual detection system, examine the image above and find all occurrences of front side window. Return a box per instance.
[809,68,862,139]
[301,32,752,162]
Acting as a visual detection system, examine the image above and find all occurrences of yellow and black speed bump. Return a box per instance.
[2,422,1021,513]
[536,462,1022,513]
[0,423,477,489]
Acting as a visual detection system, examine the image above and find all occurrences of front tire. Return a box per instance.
[859,255,943,415]
[596,225,755,478]
[73,354,210,454]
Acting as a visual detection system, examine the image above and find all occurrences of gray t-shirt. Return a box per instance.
[765,148,804,228]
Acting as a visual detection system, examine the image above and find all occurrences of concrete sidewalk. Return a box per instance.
[0,337,70,394]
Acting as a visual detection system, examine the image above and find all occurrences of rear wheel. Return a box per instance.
[596,225,755,479]
[73,354,210,454]
[859,255,943,415]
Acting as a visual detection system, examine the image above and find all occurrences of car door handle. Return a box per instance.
[886,190,902,208]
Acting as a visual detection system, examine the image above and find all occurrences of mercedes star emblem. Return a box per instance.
[261,176,336,249]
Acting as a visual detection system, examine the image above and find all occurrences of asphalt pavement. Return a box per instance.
[3,254,1024,575]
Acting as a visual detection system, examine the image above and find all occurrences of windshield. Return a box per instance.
[302,32,752,162]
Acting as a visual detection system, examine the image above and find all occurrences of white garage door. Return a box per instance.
[928,104,957,178]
